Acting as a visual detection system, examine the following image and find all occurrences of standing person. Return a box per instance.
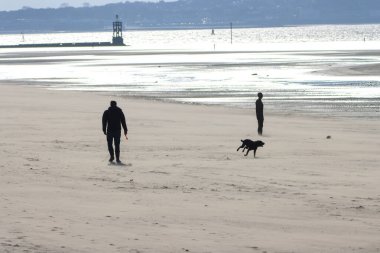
[102,101,128,163]
[256,92,264,136]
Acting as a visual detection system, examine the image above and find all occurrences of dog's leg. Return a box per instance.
[245,149,250,156]
[242,147,246,152]
[237,140,245,151]
[254,149,257,158]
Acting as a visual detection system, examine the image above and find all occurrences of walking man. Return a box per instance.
[256,92,264,136]
[102,101,128,163]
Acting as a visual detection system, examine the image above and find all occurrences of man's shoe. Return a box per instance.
[116,160,122,164]
[109,157,115,162]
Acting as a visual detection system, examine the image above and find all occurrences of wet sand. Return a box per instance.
[1,47,379,119]
[314,63,380,76]
[1,83,379,253]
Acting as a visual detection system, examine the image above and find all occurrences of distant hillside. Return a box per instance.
[1,0,380,33]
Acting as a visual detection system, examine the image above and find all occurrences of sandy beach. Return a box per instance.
[1,83,379,253]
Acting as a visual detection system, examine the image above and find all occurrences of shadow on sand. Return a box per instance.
[108,162,132,167]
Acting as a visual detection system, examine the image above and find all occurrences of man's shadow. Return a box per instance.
[109,162,132,167]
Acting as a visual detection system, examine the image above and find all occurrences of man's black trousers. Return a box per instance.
[257,118,264,135]
[107,131,121,160]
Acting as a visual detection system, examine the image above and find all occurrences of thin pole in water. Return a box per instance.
[230,22,233,44]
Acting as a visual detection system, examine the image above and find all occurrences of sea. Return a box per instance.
[0,24,380,118]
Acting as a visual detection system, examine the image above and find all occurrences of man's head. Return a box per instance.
[110,101,117,107]
[258,92,263,99]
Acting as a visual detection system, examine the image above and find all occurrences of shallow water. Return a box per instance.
[0,24,379,117]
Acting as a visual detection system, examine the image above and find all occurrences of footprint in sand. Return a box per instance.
[26,157,39,162]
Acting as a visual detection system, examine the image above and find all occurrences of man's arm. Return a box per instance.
[102,111,108,135]
[120,110,128,135]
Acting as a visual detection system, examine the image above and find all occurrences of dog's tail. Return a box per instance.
[241,140,244,142]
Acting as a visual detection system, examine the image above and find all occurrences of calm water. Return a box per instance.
[0,24,379,117]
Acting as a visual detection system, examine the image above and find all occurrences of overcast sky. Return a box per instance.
[0,0,165,11]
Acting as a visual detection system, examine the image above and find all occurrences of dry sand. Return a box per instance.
[1,84,380,253]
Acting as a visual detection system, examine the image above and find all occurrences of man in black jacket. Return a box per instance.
[102,101,128,163]
[256,92,264,136]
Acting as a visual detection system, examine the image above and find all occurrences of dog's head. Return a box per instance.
[256,140,265,147]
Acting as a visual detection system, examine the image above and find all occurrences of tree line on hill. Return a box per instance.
[0,0,379,33]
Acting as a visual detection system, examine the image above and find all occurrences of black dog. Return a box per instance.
[237,139,265,157]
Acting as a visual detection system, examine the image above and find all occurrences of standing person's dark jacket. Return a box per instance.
[102,105,128,134]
